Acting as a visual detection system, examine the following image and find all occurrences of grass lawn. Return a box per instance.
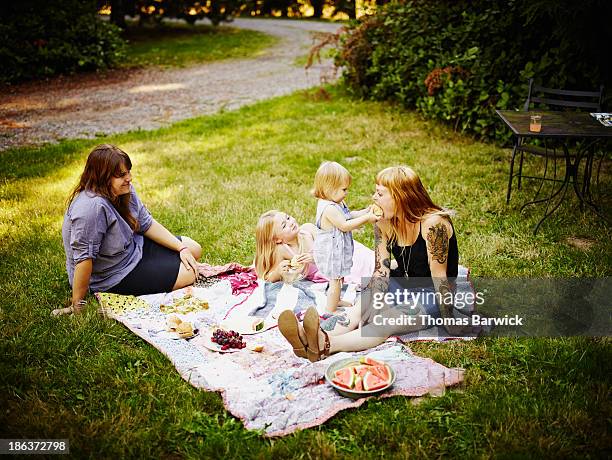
[0,87,610,458]
[122,21,278,68]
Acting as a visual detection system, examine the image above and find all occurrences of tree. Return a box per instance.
[330,0,356,18]
[100,0,246,27]
[310,0,324,18]
[109,0,127,27]
[2,0,125,83]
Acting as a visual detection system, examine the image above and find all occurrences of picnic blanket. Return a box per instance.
[240,266,478,342]
[96,258,474,436]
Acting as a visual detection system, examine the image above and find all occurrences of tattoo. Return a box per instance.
[369,277,388,292]
[367,224,390,295]
[434,277,470,336]
[426,223,449,264]
[438,279,453,305]
[321,308,350,331]
[434,278,455,320]
[372,225,390,277]
[373,224,382,274]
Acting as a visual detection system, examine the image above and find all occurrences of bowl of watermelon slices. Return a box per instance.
[325,356,395,399]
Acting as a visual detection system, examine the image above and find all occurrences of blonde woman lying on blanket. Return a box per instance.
[278,166,474,362]
[254,210,374,286]
[254,210,324,283]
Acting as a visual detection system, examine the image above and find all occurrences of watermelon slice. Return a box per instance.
[363,371,389,391]
[333,367,357,389]
[360,356,385,367]
[370,364,391,382]
[354,376,364,391]
[352,365,372,378]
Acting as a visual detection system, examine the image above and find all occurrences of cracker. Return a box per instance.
[372,203,384,218]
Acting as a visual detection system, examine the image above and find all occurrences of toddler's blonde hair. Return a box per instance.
[312,161,352,200]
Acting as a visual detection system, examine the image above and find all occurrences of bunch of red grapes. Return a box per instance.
[211,329,246,350]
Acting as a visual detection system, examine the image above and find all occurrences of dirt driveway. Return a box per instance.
[0,19,342,151]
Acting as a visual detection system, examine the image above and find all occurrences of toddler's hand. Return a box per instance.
[367,208,381,223]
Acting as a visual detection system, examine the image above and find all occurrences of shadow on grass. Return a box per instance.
[1,88,611,457]
[0,140,95,181]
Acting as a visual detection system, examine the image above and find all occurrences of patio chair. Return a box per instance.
[506,79,605,203]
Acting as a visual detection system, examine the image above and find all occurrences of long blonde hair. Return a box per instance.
[254,210,307,280]
[376,166,451,243]
[312,161,352,200]
[255,210,279,280]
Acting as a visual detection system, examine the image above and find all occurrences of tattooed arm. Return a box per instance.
[357,223,393,322]
[367,223,391,290]
[423,216,458,328]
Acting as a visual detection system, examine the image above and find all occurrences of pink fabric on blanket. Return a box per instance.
[97,282,466,437]
[197,262,258,296]
[304,262,328,283]
[197,262,252,278]
[218,270,258,296]
[344,240,375,285]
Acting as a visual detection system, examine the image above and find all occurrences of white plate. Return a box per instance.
[199,329,244,353]
[220,317,266,335]
[157,328,199,340]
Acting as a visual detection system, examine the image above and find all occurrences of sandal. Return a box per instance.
[303,306,331,362]
[277,310,307,359]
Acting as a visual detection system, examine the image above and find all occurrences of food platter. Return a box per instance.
[198,328,243,353]
[325,357,395,399]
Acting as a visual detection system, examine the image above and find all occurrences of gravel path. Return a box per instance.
[0,19,342,151]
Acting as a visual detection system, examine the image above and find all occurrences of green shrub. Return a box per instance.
[338,0,612,144]
[0,0,126,83]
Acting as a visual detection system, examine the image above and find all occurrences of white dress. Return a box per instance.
[312,199,354,280]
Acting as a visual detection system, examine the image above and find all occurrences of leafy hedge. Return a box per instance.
[0,0,125,84]
[337,0,612,143]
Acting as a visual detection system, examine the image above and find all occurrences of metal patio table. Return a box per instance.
[496,110,611,233]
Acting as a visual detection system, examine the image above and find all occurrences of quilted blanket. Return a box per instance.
[96,276,467,437]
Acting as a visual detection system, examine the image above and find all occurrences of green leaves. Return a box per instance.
[338,0,611,144]
[1,1,126,83]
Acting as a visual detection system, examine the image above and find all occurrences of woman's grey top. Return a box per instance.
[62,186,153,292]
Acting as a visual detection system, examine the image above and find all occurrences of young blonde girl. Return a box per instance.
[254,210,327,283]
[312,161,379,312]
[278,165,472,363]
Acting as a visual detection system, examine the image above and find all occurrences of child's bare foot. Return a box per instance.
[338,300,353,308]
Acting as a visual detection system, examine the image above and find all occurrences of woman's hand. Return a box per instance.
[179,248,198,273]
[51,259,93,317]
[296,253,314,265]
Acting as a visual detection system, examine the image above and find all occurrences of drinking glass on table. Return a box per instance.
[529,114,542,133]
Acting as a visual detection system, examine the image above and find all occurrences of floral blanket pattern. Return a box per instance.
[97,279,465,437]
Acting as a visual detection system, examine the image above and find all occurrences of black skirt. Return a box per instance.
[108,237,182,296]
